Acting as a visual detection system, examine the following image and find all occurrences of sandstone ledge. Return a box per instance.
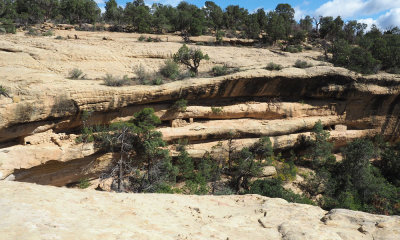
[0,181,399,240]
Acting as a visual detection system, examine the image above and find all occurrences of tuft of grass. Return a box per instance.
[284,45,303,53]
[68,68,85,79]
[160,60,180,80]
[78,178,91,189]
[42,30,54,36]
[211,106,223,114]
[265,62,283,71]
[26,28,40,36]
[138,35,146,41]
[0,85,10,98]
[104,74,130,86]
[294,60,313,69]
[135,64,152,85]
[211,65,228,76]
[152,77,164,85]
[55,35,64,40]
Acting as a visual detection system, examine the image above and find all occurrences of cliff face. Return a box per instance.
[0,30,400,186]
[0,181,399,240]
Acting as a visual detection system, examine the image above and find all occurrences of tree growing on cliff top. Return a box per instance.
[173,44,209,75]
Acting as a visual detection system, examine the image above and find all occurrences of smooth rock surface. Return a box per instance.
[0,181,399,240]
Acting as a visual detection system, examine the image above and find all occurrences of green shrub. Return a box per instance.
[26,28,40,36]
[211,106,223,114]
[249,179,313,204]
[0,85,10,97]
[216,30,225,45]
[103,74,130,86]
[211,65,228,76]
[171,99,187,112]
[265,62,283,71]
[42,30,54,36]
[68,68,85,79]
[138,35,146,41]
[294,60,313,68]
[135,64,152,84]
[78,178,91,189]
[55,35,64,40]
[284,45,303,53]
[160,60,179,80]
[0,19,16,34]
[152,77,164,85]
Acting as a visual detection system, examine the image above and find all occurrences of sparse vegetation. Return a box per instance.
[0,85,10,98]
[211,106,223,114]
[283,45,302,53]
[171,99,188,112]
[55,36,64,40]
[160,60,179,80]
[265,62,283,71]
[68,68,85,79]
[138,35,146,41]
[211,65,228,76]
[294,60,313,68]
[134,64,152,84]
[78,178,91,189]
[103,74,130,87]
[42,30,54,36]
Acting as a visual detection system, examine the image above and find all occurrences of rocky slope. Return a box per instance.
[0,181,399,240]
[0,30,400,186]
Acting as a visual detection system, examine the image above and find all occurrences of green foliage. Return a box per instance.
[59,0,101,24]
[249,137,274,162]
[138,35,146,41]
[103,74,130,87]
[173,44,209,75]
[68,68,85,79]
[0,85,9,98]
[309,120,336,169]
[78,178,91,189]
[265,62,283,71]
[134,64,152,84]
[55,35,64,40]
[42,30,54,36]
[176,144,195,180]
[215,30,225,44]
[211,65,228,76]
[0,18,15,34]
[171,99,187,112]
[249,179,313,204]
[276,152,297,181]
[331,39,381,74]
[152,77,163,85]
[211,106,223,114]
[380,143,400,187]
[230,148,263,192]
[160,60,179,80]
[294,60,313,68]
[283,45,302,53]
[26,27,40,36]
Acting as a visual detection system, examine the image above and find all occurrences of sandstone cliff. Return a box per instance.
[0,30,399,187]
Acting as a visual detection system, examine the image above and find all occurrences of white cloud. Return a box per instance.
[294,6,306,21]
[315,0,400,18]
[94,0,104,4]
[376,8,400,29]
[358,18,377,31]
[145,0,182,7]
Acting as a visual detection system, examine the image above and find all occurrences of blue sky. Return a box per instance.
[95,0,400,29]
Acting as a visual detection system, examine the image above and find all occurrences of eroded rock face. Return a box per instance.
[0,181,398,240]
[1,31,400,187]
